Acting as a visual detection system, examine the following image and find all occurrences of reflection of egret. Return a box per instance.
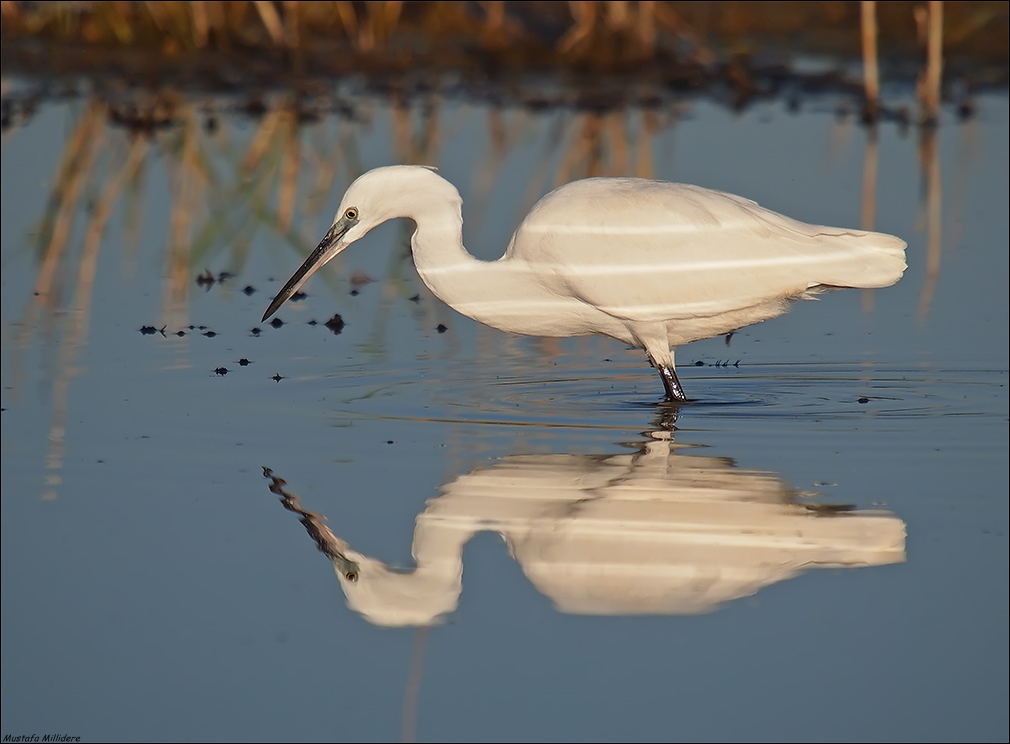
[265,434,905,628]
[262,166,907,401]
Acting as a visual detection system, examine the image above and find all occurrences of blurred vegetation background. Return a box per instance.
[2,3,1005,489]
[2,2,1007,98]
[2,2,1005,359]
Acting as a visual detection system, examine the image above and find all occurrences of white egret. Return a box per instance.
[263,165,907,401]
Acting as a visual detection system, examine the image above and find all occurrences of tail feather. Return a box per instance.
[814,231,907,290]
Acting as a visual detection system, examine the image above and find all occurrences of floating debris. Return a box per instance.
[408,294,421,303]
[250,328,262,336]
[214,367,228,376]
[139,325,166,336]
[324,314,345,334]
[436,324,447,334]
[270,318,284,328]
[271,373,285,382]
[197,270,232,288]
[237,358,251,367]
[242,96,267,118]
[203,330,217,338]
[242,285,257,296]
[858,397,870,404]
[107,100,176,133]
[291,291,307,302]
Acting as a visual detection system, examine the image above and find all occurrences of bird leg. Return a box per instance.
[658,364,687,403]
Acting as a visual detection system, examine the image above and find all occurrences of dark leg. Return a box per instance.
[658,364,687,403]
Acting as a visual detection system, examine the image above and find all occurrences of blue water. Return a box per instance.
[2,90,1007,742]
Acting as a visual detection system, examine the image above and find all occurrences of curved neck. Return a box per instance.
[409,211,543,336]
[409,209,480,294]
[344,517,471,627]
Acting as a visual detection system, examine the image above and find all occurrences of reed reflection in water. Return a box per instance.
[2,86,969,500]
[1,81,1004,744]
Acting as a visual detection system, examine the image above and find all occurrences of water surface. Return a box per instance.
[1,88,1007,742]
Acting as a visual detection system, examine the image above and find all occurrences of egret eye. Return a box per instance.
[344,570,359,583]
[344,207,358,221]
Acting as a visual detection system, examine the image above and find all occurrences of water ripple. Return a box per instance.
[309,355,1005,429]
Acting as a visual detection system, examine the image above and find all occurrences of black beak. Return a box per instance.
[262,219,353,322]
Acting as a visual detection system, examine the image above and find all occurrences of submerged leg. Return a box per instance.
[644,340,688,402]
[657,364,687,403]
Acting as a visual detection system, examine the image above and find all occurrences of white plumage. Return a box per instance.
[263,165,906,400]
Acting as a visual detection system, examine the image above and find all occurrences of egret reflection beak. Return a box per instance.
[262,215,355,321]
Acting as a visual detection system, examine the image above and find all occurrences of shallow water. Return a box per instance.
[1,89,1007,742]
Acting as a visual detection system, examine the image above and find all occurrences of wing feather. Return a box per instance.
[510,179,906,322]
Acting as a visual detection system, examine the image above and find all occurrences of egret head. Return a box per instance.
[333,548,462,628]
[261,165,456,321]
